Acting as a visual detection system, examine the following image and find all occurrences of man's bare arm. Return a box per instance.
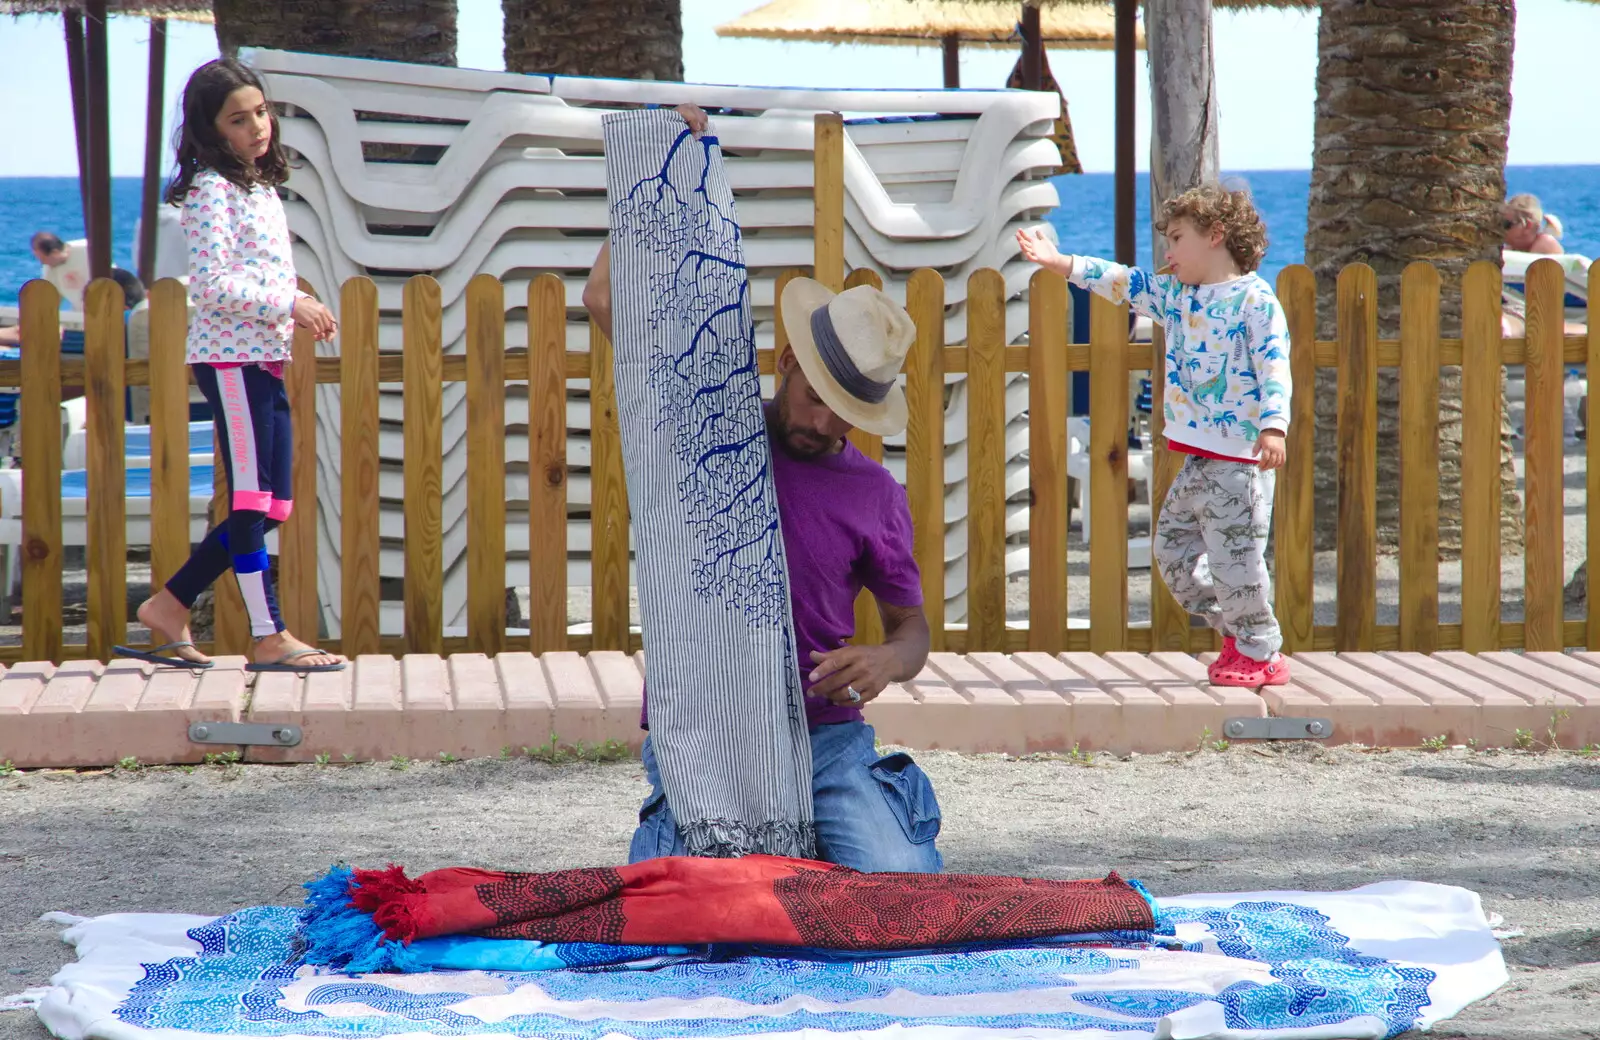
[581,239,613,341]
[878,601,931,682]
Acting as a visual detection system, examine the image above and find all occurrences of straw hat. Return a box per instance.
[780,278,915,437]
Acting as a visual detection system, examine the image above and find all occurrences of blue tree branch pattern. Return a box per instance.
[610,130,786,628]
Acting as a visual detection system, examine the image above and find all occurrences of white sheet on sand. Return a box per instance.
[10,881,1506,1040]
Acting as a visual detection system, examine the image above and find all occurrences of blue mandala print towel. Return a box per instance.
[599,109,814,858]
[15,882,1507,1039]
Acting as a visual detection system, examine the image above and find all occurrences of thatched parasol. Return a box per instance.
[718,0,1140,173]
[716,0,1142,52]
[0,1,211,20]
[2,0,212,284]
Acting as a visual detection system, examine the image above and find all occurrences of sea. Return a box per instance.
[0,166,1596,307]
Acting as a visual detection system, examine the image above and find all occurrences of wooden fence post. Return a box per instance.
[590,320,630,651]
[1588,261,1600,650]
[1398,262,1440,652]
[281,282,320,641]
[966,269,1007,651]
[84,278,127,661]
[1087,292,1129,652]
[1460,260,1502,652]
[1275,265,1316,655]
[340,277,382,657]
[1147,324,1190,651]
[528,273,569,654]
[466,274,507,655]
[403,276,444,655]
[147,279,189,597]
[813,113,845,293]
[843,267,887,647]
[19,281,63,663]
[1028,269,1068,653]
[1522,258,1565,651]
[1335,263,1378,651]
[904,269,946,651]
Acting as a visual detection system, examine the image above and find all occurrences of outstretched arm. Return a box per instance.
[1016,228,1169,321]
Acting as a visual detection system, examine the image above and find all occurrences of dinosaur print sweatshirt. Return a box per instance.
[1067,256,1291,462]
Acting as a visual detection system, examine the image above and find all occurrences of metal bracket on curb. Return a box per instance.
[1222,717,1332,741]
[188,722,303,747]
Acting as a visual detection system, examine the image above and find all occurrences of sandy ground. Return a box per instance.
[0,745,1596,1040]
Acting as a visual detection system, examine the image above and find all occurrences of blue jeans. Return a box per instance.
[629,721,944,873]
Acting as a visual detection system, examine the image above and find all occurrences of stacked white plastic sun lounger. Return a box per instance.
[246,49,1064,636]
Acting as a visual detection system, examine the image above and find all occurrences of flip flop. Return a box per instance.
[113,642,214,670]
[246,648,346,674]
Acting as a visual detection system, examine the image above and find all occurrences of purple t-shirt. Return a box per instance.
[640,431,924,730]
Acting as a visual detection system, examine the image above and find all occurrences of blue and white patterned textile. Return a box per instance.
[15,882,1506,1040]
[600,109,814,859]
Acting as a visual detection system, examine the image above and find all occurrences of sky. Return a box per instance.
[0,0,1596,178]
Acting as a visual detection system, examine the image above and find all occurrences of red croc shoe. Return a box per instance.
[1210,649,1291,688]
[1207,636,1241,684]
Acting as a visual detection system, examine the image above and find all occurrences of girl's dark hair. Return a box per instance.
[164,59,290,204]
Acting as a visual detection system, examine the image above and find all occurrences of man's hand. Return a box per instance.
[675,104,709,136]
[1254,429,1287,470]
[808,643,900,706]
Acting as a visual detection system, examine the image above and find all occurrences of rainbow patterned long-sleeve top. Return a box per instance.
[1067,255,1292,458]
[181,169,303,365]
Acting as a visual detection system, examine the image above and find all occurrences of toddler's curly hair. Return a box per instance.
[1155,185,1268,273]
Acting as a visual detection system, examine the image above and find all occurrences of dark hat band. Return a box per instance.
[810,304,893,404]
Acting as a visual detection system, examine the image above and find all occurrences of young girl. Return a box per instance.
[1016,186,1292,687]
[118,59,343,673]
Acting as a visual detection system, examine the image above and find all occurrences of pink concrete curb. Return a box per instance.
[1,651,1596,768]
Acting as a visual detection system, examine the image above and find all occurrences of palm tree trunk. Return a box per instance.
[1305,0,1521,558]
[213,0,457,66]
[1146,0,1219,262]
[503,0,682,80]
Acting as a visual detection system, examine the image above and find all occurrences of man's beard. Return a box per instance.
[768,400,835,460]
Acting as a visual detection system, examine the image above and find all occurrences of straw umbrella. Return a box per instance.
[716,0,1142,174]
[1,0,213,284]
[717,0,1138,85]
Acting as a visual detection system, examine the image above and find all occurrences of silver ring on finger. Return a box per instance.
[846,686,862,704]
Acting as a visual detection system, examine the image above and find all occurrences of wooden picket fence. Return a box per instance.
[2,255,1596,666]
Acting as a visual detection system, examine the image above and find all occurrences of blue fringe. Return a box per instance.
[1126,878,1168,932]
[298,865,405,973]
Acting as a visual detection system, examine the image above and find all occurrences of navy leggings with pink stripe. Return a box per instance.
[165,363,293,637]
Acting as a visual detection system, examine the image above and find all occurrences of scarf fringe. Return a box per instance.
[298,864,417,973]
[680,819,817,860]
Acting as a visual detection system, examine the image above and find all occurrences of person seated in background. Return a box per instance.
[0,267,144,348]
[31,231,91,311]
[1502,194,1565,255]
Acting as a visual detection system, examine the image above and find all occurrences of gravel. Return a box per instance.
[1,745,1596,1039]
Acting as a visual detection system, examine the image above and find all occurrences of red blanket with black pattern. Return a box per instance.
[341,855,1153,951]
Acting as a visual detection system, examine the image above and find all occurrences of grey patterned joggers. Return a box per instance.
[1156,455,1282,661]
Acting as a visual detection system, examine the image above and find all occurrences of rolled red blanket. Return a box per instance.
[334,855,1153,951]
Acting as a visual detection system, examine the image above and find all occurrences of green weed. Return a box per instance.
[1421,734,1449,752]
[523,734,631,765]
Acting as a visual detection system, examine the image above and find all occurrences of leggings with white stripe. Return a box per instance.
[165,363,293,637]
